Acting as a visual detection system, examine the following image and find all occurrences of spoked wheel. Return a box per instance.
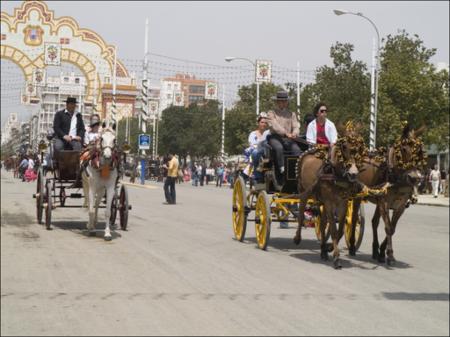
[110,194,118,226]
[314,205,331,242]
[255,191,271,250]
[345,201,365,252]
[232,176,247,241]
[45,180,52,230]
[36,169,44,224]
[119,185,129,230]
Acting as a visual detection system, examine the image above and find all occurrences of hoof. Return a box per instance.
[378,255,386,263]
[326,243,334,253]
[104,235,112,241]
[333,258,342,269]
[349,247,356,256]
[320,251,329,261]
[387,257,396,266]
[293,236,301,245]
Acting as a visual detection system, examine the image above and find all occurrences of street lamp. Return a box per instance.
[333,9,380,150]
[225,56,260,116]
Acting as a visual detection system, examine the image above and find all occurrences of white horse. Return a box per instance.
[82,126,119,240]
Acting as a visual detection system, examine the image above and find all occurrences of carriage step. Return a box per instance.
[70,193,82,198]
[33,193,36,199]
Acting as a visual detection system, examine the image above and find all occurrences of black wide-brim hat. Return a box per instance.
[271,90,290,101]
[65,97,77,104]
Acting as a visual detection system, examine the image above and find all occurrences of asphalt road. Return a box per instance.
[1,170,449,336]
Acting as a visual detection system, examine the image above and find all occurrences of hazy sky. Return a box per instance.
[1,1,449,126]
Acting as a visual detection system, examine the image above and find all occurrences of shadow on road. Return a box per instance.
[382,292,449,301]
[51,220,123,240]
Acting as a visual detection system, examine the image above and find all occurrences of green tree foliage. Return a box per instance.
[158,100,222,160]
[299,42,371,137]
[377,30,449,149]
[116,117,145,154]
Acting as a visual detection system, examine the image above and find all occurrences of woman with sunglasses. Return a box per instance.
[306,102,337,146]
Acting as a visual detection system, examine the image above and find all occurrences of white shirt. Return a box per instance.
[28,158,35,170]
[248,129,270,147]
[84,131,99,145]
[306,118,338,145]
[68,110,78,137]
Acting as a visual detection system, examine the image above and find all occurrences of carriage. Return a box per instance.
[231,144,366,251]
[33,139,131,232]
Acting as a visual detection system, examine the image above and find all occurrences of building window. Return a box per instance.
[75,78,80,84]
[189,95,203,104]
[190,85,205,94]
[167,83,172,90]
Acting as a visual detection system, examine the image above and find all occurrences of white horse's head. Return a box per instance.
[99,127,116,165]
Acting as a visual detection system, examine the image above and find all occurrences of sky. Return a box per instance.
[1,0,449,127]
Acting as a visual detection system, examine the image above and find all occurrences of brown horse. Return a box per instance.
[294,122,368,269]
[348,124,427,265]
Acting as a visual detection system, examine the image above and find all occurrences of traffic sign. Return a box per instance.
[138,134,151,150]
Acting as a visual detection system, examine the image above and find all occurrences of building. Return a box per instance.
[29,72,92,151]
[101,73,139,121]
[159,74,217,114]
[1,112,20,145]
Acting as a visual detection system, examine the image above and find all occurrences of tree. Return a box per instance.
[377,30,449,149]
[116,117,148,155]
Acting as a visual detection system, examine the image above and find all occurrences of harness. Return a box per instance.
[80,138,119,179]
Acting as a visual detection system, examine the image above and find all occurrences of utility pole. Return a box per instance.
[221,84,225,161]
[296,61,300,118]
[140,18,150,185]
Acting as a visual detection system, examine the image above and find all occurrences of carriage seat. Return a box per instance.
[54,150,81,181]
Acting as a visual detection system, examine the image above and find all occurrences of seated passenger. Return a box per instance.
[266,90,301,179]
[246,113,270,182]
[84,114,101,146]
[306,102,337,146]
[53,97,85,152]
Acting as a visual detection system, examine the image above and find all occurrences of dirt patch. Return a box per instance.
[11,230,40,241]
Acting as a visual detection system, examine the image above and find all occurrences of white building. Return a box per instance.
[1,112,20,145]
[29,72,92,150]
[159,79,182,114]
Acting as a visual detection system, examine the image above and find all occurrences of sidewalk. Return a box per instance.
[416,194,449,207]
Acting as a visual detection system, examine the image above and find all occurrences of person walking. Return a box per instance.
[163,154,179,204]
[429,164,441,198]
[216,164,224,187]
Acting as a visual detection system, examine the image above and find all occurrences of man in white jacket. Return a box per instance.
[306,103,338,146]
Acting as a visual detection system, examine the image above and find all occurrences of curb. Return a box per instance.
[415,202,449,208]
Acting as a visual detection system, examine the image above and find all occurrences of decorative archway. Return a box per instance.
[1,0,131,115]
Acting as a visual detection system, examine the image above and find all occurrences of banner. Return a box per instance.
[44,43,61,66]
[256,60,272,83]
[21,89,30,105]
[173,91,184,106]
[25,82,36,97]
[33,68,46,86]
[204,82,218,100]
[149,100,159,115]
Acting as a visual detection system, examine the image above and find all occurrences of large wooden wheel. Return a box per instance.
[36,168,44,224]
[110,194,118,226]
[345,201,365,252]
[255,191,271,250]
[45,180,52,230]
[119,185,129,230]
[232,176,247,241]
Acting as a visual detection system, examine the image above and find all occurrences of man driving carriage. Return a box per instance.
[53,97,85,152]
[266,90,301,182]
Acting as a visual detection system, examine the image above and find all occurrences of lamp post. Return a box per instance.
[333,9,380,150]
[225,56,259,116]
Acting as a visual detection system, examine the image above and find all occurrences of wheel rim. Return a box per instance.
[110,195,117,225]
[255,191,271,250]
[45,181,52,229]
[119,186,128,230]
[36,171,44,224]
[232,177,246,241]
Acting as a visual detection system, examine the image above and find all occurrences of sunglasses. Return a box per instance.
[319,109,328,113]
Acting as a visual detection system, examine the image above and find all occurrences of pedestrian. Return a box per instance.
[216,164,224,187]
[163,153,179,204]
[429,164,441,198]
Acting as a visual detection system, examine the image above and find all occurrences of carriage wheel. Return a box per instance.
[119,185,129,230]
[232,176,247,241]
[255,191,271,250]
[36,169,44,224]
[45,180,52,230]
[314,205,331,242]
[345,201,365,252]
[110,194,118,226]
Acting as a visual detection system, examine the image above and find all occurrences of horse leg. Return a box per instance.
[294,198,307,245]
[327,205,341,269]
[384,205,406,266]
[103,183,114,241]
[82,172,89,208]
[371,204,381,260]
[347,199,360,256]
[377,201,391,263]
[320,207,329,261]
[87,183,96,234]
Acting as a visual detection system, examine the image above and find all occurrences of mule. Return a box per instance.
[81,126,119,241]
[294,122,368,269]
[348,124,426,265]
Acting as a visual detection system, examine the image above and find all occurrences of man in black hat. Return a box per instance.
[266,90,301,184]
[53,97,85,151]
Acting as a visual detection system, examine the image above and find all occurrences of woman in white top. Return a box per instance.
[84,114,101,146]
[306,102,338,146]
[246,113,269,182]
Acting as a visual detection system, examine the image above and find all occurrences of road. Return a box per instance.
[1,170,449,336]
